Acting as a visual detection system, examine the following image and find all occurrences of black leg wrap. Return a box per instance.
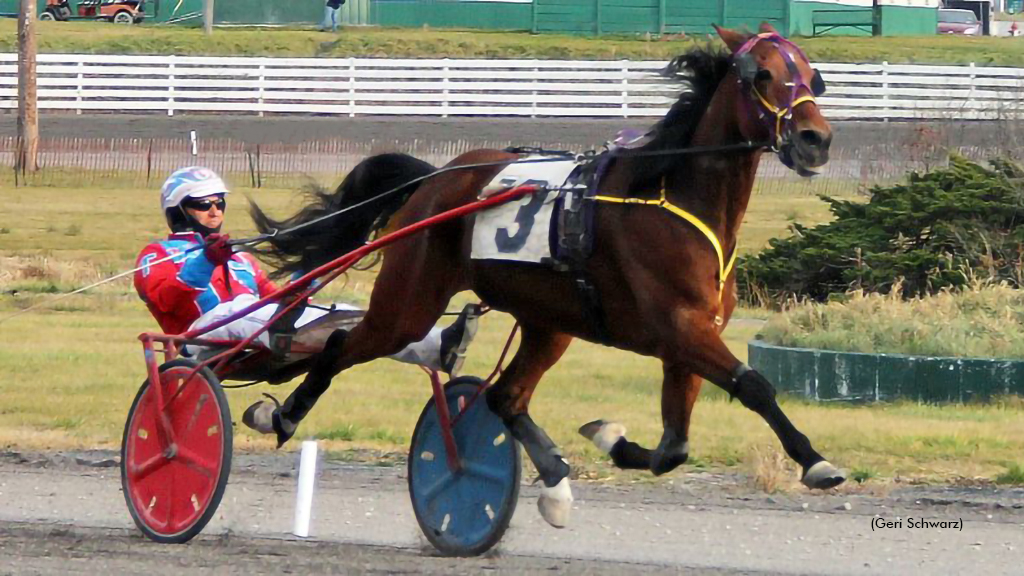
[608,437,653,470]
[733,367,824,469]
[281,329,348,426]
[650,429,689,476]
[733,369,777,414]
[507,413,570,488]
[272,410,295,449]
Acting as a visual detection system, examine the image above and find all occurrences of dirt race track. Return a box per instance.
[1,450,1023,575]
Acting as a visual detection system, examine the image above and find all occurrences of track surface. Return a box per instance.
[2,450,1023,575]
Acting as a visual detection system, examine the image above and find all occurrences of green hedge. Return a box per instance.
[740,157,1024,304]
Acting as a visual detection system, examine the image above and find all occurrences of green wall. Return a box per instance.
[533,0,596,34]
[789,1,874,36]
[374,0,532,30]
[532,0,788,36]
[878,5,936,35]
[215,0,323,25]
[143,0,325,25]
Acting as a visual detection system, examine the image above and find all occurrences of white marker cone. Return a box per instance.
[293,440,318,538]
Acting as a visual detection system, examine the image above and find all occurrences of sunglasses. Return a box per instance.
[184,197,226,212]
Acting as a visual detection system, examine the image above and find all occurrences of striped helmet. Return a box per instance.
[160,166,229,211]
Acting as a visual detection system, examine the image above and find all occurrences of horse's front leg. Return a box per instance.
[671,309,846,489]
[579,366,702,476]
[486,325,574,527]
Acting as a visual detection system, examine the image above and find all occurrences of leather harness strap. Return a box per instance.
[592,182,738,302]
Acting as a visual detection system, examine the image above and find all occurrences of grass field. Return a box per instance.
[3,182,1024,488]
[2,20,1024,66]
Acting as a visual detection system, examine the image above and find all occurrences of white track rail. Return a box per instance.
[2,54,1023,120]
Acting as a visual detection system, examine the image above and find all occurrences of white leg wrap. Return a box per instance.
[592,422,627,454]
[243,400,277,435]
[538,477,573,528]
[578,420,627,455]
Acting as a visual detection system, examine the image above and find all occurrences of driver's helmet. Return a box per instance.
[161,166,230,235]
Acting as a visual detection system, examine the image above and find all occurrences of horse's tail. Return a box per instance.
[248,152,437,279]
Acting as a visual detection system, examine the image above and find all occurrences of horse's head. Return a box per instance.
[715,24,831,177]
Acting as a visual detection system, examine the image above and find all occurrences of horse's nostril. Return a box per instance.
[799,130,824,148]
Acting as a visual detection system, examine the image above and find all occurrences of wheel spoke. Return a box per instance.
[166,464,187,534]
[130,453,168,483]
[463,462,508,486]
[177,446,218,479]
[419,471,457,507]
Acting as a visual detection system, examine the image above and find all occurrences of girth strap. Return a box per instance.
[592,182,737,300]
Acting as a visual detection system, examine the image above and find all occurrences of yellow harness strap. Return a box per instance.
[752,89,818,149]
[592,183,737,300]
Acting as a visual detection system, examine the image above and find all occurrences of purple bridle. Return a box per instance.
[732,32,824,151]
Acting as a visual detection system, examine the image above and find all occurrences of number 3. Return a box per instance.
[495,181,546,253]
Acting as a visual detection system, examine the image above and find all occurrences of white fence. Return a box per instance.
[2,54,1024,120]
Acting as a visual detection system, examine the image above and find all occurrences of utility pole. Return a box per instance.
[17,0,39,174]
[203,0,214,35]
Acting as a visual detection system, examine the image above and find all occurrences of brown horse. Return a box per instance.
[246,24,844,527]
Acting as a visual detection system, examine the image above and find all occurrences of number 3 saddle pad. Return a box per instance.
[471,156,583,264]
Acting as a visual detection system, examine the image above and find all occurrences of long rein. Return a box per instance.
[0,140,769,325]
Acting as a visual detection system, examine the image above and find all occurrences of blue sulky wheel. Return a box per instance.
[408,376,522,557]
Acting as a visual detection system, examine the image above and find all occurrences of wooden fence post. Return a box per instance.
[204,0,214,35]
[17,0,39,173]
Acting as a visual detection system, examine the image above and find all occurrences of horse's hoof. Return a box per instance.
[578,420,627,455]
[650,441,689,476]
[272,411,297,449]
[242,399,277,435]
[537,477,573,528]
[801,460,846,490]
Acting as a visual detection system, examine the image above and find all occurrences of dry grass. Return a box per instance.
[747,445,801,493]
[761,280,1024,359]
[0,255,108,293]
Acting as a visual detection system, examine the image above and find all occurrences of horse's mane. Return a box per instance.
[629,47,733,189]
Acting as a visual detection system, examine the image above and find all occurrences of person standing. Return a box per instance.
[321,0,345,32]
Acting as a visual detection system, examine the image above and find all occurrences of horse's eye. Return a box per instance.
[810,69,826,97]
[755,69,773,84]
[736,53,759,83]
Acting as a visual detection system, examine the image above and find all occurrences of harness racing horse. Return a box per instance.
[246,24,845,528]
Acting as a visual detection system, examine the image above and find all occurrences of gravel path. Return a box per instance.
[2,450,1023,575]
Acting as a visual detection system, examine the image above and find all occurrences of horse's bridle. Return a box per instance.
[733,32,826,153]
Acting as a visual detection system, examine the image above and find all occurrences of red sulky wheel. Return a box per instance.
[120,358,232,543]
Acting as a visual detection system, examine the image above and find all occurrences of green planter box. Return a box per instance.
[748,339,1022,404]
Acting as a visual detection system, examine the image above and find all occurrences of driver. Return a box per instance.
[133,166,477,377]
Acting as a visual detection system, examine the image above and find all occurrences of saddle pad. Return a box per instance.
[471,157,580,264]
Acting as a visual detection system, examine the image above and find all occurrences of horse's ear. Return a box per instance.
[758,22,780,35]
[713,24,747,53]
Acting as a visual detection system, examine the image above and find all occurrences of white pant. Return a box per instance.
[188,294,444,371]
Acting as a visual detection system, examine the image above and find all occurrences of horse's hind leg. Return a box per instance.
[486,325,574,527]
[256,228,465,446]
[580,366,702,476]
